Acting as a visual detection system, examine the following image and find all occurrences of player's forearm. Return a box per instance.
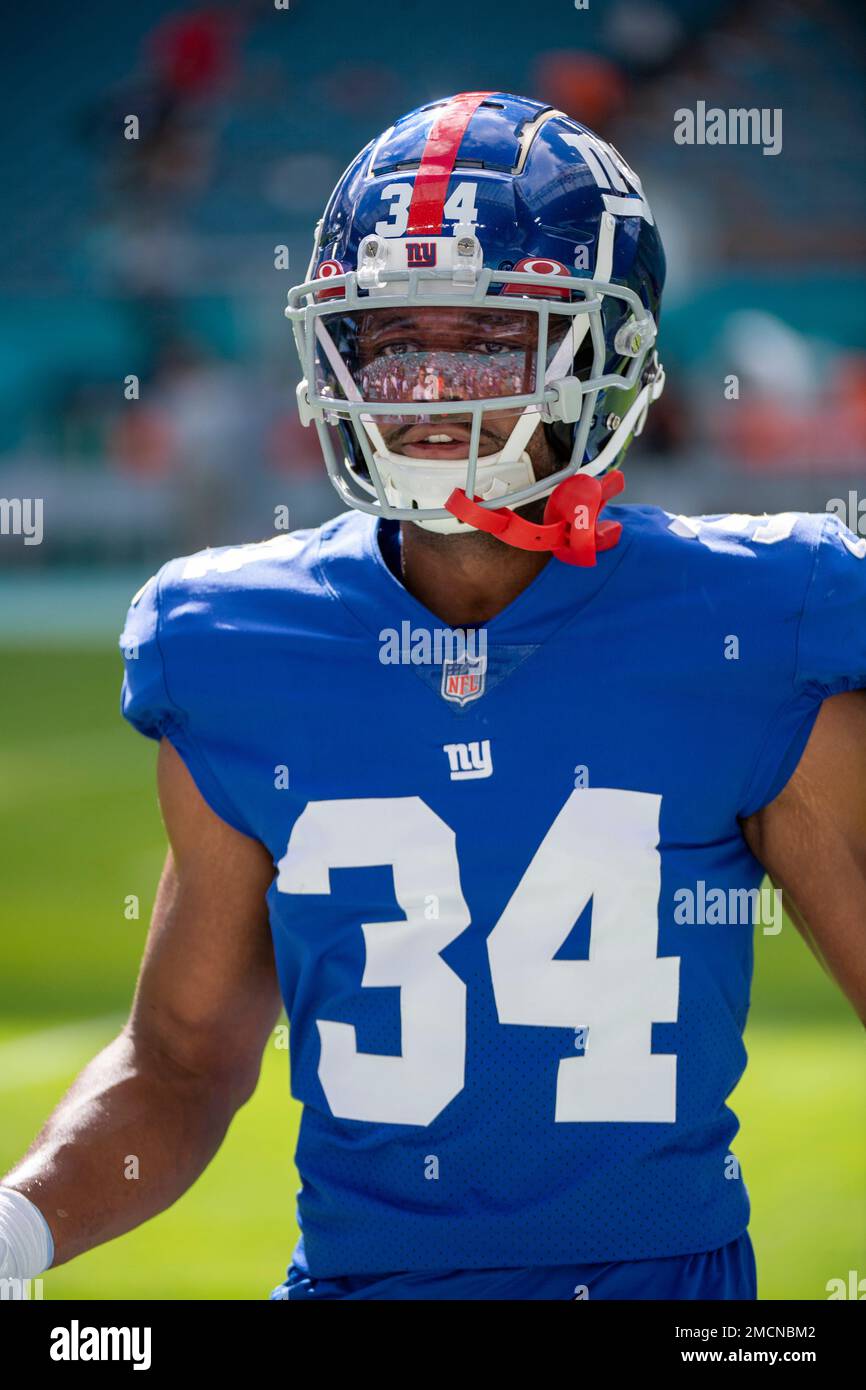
[778,885,866,1028]
[2,1027,254,1267]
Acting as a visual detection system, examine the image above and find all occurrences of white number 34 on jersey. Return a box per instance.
[277,788,679,1128]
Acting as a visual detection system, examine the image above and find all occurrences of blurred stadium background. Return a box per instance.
[1,0,864,1299]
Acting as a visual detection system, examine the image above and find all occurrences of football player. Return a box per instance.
[3,93,865,1302]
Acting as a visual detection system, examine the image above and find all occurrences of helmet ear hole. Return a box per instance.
[544,420,575,463]
[572,334,595,383]
[338,419,367,479]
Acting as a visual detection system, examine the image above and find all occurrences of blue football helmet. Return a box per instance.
[286,91,666,533]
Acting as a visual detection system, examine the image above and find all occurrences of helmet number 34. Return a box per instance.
[374,180,480,237]
[277,788,679,1126]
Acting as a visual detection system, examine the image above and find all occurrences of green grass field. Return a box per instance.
[1,644,863,1299]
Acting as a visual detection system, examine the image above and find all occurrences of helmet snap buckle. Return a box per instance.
[614,313,657,358]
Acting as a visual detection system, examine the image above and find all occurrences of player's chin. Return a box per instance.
[445,495,548,546]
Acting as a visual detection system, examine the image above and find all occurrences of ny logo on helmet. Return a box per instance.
[406,241,437,267]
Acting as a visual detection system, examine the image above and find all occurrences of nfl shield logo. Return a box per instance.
[441,652,487,707]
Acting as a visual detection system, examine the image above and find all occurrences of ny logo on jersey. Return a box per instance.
[443,740,493,781]
[441,651,486,705]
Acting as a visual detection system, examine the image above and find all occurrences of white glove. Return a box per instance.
[0,1188,53,1283]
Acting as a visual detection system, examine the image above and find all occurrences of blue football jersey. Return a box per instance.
[119,505,866,1276]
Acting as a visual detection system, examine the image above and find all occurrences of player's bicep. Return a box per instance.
[742,690,866,1022]
[126,738,281,1091]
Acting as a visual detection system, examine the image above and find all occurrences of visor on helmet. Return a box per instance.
[312,306,573,417]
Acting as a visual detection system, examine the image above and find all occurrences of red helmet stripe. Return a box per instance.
[405,92,493,234]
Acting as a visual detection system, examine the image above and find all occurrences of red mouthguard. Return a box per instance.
[445,469,625,566]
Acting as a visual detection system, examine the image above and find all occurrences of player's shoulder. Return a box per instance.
[155,514,351,605]
[121,511,370,641]
[621,502,831,556]
[620,503,866,595]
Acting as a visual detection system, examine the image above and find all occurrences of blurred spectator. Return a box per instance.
[147,7,240,100]
[532,52,628,129]
[603,0,686,76]
[711,312,866,473]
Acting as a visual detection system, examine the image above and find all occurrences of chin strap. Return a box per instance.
[445,469,626,566]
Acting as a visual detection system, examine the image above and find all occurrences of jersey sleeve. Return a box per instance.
[119,573,171,742]
[739,513,866,817]
[119,567,257,837]
[796,513,866,695]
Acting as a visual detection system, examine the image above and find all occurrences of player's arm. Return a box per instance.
[741,689,866,1025]
[1,738,282,1268]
